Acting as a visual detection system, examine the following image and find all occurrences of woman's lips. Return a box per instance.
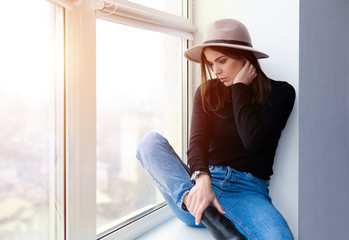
[219,77,227,82]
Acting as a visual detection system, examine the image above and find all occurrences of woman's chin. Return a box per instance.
[223,81,233,87]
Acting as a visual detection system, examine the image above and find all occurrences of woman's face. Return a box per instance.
[203,47,245,87]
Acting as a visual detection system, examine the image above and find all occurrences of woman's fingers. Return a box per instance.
[183,175,225,225]
[247,61,257,77]
[187,194,207,224]
[193,202,206,225]
[234,60,257,85]
[185,192,225,225]
[184,188,210,224]
[212,197,225,215]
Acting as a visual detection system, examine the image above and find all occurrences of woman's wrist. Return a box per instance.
[195,174,211,185]
[191,170,211,183]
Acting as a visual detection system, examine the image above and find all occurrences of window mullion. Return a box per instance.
[49,5,65,240]
[65,1,96,240]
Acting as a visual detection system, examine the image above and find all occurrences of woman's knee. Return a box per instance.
[138,131,165,149]
[137,132,164,155]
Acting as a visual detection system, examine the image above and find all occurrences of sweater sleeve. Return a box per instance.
[231,82,295,151]
[187,87,212,176]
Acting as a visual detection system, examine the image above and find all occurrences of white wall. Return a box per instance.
[190,0,299,238]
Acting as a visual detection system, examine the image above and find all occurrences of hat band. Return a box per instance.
[203,39,252,47]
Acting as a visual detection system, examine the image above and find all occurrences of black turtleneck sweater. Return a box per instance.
[187,79,295,180]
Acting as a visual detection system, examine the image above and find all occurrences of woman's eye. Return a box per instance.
[218,59,226,64]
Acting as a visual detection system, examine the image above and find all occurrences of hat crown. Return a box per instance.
[184,18,268,63]
[203,19,252,46]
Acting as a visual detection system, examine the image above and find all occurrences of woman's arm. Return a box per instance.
[228,61,295,151]
[186,86,225,224]
[232,81,295,151]
[187,87,212,176]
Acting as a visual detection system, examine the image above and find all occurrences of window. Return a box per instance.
[0,1,64,240]
[0,0,194,239]
[96,2,186,236]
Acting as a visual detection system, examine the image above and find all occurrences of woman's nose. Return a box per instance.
[213,65,221,75]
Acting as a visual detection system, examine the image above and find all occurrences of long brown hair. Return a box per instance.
[200,46,271,115]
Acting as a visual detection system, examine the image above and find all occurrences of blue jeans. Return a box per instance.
[136,132,294,240]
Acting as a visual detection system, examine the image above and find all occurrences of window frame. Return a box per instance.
[64,1,97,240]
[64,0,194,239]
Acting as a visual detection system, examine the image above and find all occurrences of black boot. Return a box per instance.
[201,206,247,240]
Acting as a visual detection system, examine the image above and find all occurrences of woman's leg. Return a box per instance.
[210,166,294,240]
[136,132,200,227]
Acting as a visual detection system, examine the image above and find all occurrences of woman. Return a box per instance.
[137,19,295,240]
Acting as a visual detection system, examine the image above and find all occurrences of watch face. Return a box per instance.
[190,172,197,181]
[191,170,208,182]
[190,171,199,181]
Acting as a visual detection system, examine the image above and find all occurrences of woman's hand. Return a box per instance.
[234,60,257,86]
[184,174,225,225]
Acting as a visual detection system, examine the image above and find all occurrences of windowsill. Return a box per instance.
[99,205,213,240]
[137,217,213,240]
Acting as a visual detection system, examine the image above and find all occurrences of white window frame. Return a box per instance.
[65,0,97,239]
[95,0,196,39]
[63,0,195,239]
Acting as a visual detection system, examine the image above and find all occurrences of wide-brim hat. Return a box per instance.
[184,19,269,63]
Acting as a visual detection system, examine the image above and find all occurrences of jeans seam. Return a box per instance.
[225,212,256,240]
[136,138,192,211]
[137,153,169,195]
[221,168,255,239]
[168,143,190,175]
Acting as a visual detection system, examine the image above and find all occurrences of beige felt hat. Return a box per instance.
[184,19,269,63]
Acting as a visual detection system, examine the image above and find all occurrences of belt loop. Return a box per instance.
[225,166,232,180]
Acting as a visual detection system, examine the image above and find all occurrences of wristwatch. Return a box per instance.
[190,170,210,183]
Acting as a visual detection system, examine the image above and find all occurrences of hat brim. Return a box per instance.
[184,43,269,63]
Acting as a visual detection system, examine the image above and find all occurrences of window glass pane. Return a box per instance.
[96,19,183,233]
[0,1,64,240]
[129,0,183,16]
